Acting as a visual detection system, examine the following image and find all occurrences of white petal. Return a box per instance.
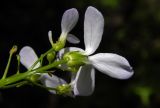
[61,8,79,34]
[58,47,84,59]
[84,6,104,55]
[89,53,134,79]
[48,30,54,46]
[71,72,77,82]
[67,34,80,44]
[72,65,95,96]
[19,46,40,70]
[40,73,67,94]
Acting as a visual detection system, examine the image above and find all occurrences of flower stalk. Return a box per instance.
[1,45,17,80]
[0,59,66,87]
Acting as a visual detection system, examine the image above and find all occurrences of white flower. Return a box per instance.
[48,8,79,47]
[19,46,67,94]
[59,6,134,96]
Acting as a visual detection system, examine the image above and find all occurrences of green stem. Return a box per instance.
[1,52,13,80]
[0,81,28,89]
[0,60,66,88]
[29,48,54,71]
[16,55,20,74]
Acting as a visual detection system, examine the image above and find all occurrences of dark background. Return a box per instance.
[0,0,160,108]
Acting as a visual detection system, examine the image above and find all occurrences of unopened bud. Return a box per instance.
[10,45,18,54]
[47,52,56,63]
[56,84,71,95]
[29,74,41,82]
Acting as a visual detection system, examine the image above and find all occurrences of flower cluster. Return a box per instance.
[7,6,133,97]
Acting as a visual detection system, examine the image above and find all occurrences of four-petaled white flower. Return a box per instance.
[59,6,134,96]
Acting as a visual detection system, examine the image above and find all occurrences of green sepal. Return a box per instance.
[53,33,67,51]
[53,41,65,51]
[56,84,71,95]
[63,51,88,67]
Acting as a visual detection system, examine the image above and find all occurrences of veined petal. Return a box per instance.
[19,46,40,69]
[40,73,67,94]
[61,8,79,34]
[89,53,134,79]
[84,6,104,55]
[58,47,84,59]
[72,65,95,96]
[67,34,80,44]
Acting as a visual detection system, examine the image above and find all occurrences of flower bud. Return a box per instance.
[56,84,71,95]
[47,52,56,63]
[63,51,88,67]
[10,45,18,54]
[28,74,41,82]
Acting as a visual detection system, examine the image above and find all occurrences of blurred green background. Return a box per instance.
[0,0,160,108]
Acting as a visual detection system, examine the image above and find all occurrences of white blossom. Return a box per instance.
[49,8,79,46]
[59,6,134,96]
